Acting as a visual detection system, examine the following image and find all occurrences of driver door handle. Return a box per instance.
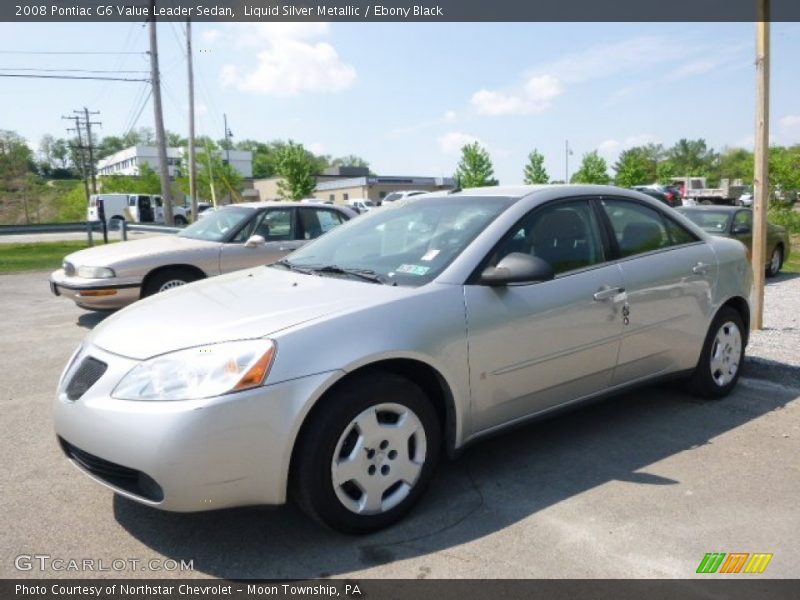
[593,286,625,301]
[692,262,711,275]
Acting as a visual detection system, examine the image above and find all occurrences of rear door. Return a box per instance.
[218,207,298,273]
[465,198,625,433]
[598,197,717,384]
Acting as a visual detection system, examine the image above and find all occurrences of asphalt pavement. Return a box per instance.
[1,270,798,579]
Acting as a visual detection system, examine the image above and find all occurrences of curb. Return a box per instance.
[743,356,800,389]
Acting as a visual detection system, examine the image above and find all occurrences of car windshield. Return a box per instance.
[383,192,402,203]
[178,207,254,242]
[278,196,513,286]
[677,209,732,233]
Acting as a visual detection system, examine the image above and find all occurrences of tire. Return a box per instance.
[766,246,783,278]
[686,307,745,399]
[108,216,124,232]
[142,267,201,297]
[292,371,441,534]
[173,215,187,226]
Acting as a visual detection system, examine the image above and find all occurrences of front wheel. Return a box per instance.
[173,215,187,226]
[142,268,201,297]
[766,246,783,277]
[686,307,745,399]
[292,372,441,534]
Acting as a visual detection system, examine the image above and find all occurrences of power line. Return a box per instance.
[0,73,150,82]
[0,50,147,55]
[124,88,153,136]
[0,67,150,74]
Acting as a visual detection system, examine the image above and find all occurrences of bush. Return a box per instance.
[768,205,800,234]
[55,182,88,222]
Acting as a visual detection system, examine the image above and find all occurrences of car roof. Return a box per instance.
[217,201,345,210]
[423,184,641,201]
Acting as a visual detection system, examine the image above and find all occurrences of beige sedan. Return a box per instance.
[50,202,355,310]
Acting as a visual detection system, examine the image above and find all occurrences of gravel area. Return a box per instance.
[745,272,800,384]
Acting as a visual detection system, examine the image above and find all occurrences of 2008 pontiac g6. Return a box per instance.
[54,185,752,533]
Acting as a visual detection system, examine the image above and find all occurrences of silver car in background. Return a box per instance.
[54,185,752,533]
[49,202,355,310]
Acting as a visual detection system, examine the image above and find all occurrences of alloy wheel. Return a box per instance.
[709,321,742,387]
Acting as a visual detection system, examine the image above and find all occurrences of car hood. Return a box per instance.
[64,235,216,268]
[88,267,410,360]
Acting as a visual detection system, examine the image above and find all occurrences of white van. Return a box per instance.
[88,194,188,226]
[346,198,376,214]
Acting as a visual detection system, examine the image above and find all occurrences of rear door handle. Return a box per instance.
[692,262,711,275]
[593,286,625,301]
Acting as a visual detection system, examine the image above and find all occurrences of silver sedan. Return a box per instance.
[49,202,355,310]
[54,185,752,533]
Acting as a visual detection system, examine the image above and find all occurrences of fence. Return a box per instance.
[0,221,181,244]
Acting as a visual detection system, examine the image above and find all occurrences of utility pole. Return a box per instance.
[224,113,233,204]
[752,0,770,330]
[186,18,198,222]
[565,140,573,183]
[77,107,101,194]
[148,0,174,225]
[63,115,90,203]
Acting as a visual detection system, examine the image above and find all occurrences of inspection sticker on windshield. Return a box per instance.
[421,249,440,261]
[396,264,430,276]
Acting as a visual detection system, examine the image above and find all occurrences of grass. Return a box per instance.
[784,234,800,273]
[0,241,98,273]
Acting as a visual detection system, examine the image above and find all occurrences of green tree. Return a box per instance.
[96,135,125,161]
[523,149,549,184]
[663,138,718,181]
[0,130,36,222]
[769,145,800,204]
[275,142,317,200]
[99,163,162,195]
[454,142,498,188]
[331,154,370,169]
[166,131,187,147]
[717,147,754,185]
[613,147,653,187]
[570,150,610,184]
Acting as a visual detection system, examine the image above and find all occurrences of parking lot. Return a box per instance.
[1,269,798,579]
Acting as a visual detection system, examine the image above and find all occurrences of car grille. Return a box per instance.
[63,261,76,276]
[59,438,164,502]
[65,357,108,401]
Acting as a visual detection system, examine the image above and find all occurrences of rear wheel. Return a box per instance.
[173,215,187,226]
[142,268,201,297]
[686,307,745,399]
[108,216,125,232]
[766,246,783,277]
[292,372,441,534]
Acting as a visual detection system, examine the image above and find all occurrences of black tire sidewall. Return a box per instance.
[767,247,782,277]
[689,307,746,399]
[143,268,198,297]
[294,372,441,534]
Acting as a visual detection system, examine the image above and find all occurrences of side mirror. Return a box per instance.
[244,234,266,248]
[479,252,555,286]
[732,224,751,235]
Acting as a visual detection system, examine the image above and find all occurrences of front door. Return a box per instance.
[137,196,154,223]
[465,198,625,433]
[219,208,299,273]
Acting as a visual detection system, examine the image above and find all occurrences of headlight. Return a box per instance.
[77,266,115,279]
[112,339,276,401]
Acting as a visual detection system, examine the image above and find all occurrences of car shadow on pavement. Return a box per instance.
[113,378,798,579]
[768,271,799,283]
[77,310,113,329]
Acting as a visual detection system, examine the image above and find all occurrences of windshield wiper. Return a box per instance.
[271,259,314,274]
[310,265,389,285]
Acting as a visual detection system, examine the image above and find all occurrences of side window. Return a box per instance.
[664,216,698,245]
[733,210,752,232]
[261,209,294,241]
[299,209,345,240]
[154,197,163,208]
[490,199,606,275]
[602,199,671,258]
[230,212,260,243]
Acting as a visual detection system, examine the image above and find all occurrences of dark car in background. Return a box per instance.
[676,206,791,276]
[632,185,682,207]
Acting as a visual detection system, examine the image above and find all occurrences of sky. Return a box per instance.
[1,21,799,184]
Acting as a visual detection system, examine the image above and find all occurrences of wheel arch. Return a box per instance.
[140,264,207,297]
[287,357,460,492]
[719,295,750,346]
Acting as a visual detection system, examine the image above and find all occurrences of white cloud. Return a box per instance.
[438,131,482,154]
[443,110,457,122]
[220,23,356,97]
[471,74,563,116]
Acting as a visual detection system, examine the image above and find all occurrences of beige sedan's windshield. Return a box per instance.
[179,207,254,242]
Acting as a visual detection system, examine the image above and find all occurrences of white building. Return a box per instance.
[97,145,253,179]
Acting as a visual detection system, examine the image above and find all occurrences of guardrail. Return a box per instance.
[0,220,182,244]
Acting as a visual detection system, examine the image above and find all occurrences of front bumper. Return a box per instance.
[54,344,342,511]
[50,269,141,310]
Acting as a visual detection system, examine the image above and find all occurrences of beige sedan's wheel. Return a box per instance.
[158,279,187,292]
[686,307,745,399]
[143,268,202,298]
[293,372,441,534]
